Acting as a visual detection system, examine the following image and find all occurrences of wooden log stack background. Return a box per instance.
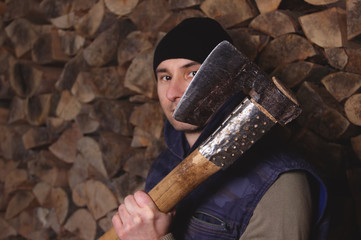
[0,0,361,239]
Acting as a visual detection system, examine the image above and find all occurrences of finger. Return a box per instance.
[118,203,134,225]
[123,194,140,214]
[134,191,157,209]
[112,212,123,230]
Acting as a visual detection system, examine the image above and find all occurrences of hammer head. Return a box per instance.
[173,41,301,127]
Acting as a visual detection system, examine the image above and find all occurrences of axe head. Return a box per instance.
[173,41,300,127]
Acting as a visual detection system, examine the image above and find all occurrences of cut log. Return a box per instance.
[49,122,83,164]
[0,106,9,124]
[160,10,205,34]
[32,28,70,64]
[32,181,52,206]
[254,0,282,13]
[51,27,72,62]
[0,48,11,75]
[293,128,346,177]
[258,34,316,72]
[55,90,81,121]
[22,127,50,149]
[0,125,29,160]
[4,18,39,57]
[324,47,348,70]
[72,0,97,11]
[351,134,361,162]
[169,0,203,9]
[124,48,157,99]
[46,117,70,140]
[104,0,138,16]
[68,155,88,190]
[272,61,334,88]
[228,28,269,61]
[50,187,68,225]
[63,209,96,240]
[0,216,17,239]
[345,94,361,126]
[7,209,44,239]
[92,99,135,136]
[299,7,347,48]
[321,72,361,102]
[117,30,153,66]
[9,60,62,98]
[83,19,135,67]
[71,71,97,103]
[25,94,52,126]
[296,81,350,140]
[4,169,28,196]
[130,102,164,141]
[200,0,257,28]
[131,127,152,148]
[49,12,77,29]
[5,191,35,220]
[47,208,60,234]
[98,131,135,178]
[124,150,151,178]
[91,66,134,99]
[57,30,85,56]
[55,51,89,91]
[345,48,361,75]
[110,172,146,204]
[0,74,13,100]
[72,182,87,207]
[27,151,69,187]
[304,0,342,5]
[74,0,105,38]
[75,112,99,134]
[84,179,118,220]
[129,0,171,32]
[346,0,361,40]
[98,210,116,233]
[0,160,19,184]
[0,2,5,15]
[39,0,72,19]
[76,137,108,179]
[249,10,297,38]
[8,96,27,124]
[9,61,41,98]
[72,66,133,103]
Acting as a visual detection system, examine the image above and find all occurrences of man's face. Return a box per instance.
[156,58,201,132]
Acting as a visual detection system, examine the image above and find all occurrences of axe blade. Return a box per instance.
[173,41,265,126]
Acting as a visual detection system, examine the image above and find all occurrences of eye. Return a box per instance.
[159,75,171,81]
[188,71,197,78]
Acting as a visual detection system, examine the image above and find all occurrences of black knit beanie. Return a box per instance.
[153,17,233,74]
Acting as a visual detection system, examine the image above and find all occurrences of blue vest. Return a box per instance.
[145,94,329,240]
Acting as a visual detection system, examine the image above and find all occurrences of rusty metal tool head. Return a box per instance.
[173,41,301,127]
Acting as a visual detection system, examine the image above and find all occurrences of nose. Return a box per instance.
[166,75,187,102]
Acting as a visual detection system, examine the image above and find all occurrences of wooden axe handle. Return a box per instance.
[99,77,300,240]
[98,149,221,240]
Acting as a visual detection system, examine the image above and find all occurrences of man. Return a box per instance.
[112,17,329,240]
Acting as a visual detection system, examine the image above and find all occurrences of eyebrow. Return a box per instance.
[155,61,200,75]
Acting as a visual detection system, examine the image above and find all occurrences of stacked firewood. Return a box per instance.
[0,0,360,239]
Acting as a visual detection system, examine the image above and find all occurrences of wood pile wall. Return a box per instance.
[0,0,361,239]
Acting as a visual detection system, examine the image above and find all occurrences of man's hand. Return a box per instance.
[112,191,174,240]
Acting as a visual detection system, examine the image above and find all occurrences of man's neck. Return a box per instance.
[185,131,201,148]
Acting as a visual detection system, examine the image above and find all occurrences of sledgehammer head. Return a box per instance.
[173,41,301,127]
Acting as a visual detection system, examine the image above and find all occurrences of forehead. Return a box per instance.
[156,58,201,72]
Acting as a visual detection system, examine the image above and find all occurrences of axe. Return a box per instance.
[99,41,301,240]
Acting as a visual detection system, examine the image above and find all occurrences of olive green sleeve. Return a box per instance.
[161,233,176,240]
[240,171,312,240]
